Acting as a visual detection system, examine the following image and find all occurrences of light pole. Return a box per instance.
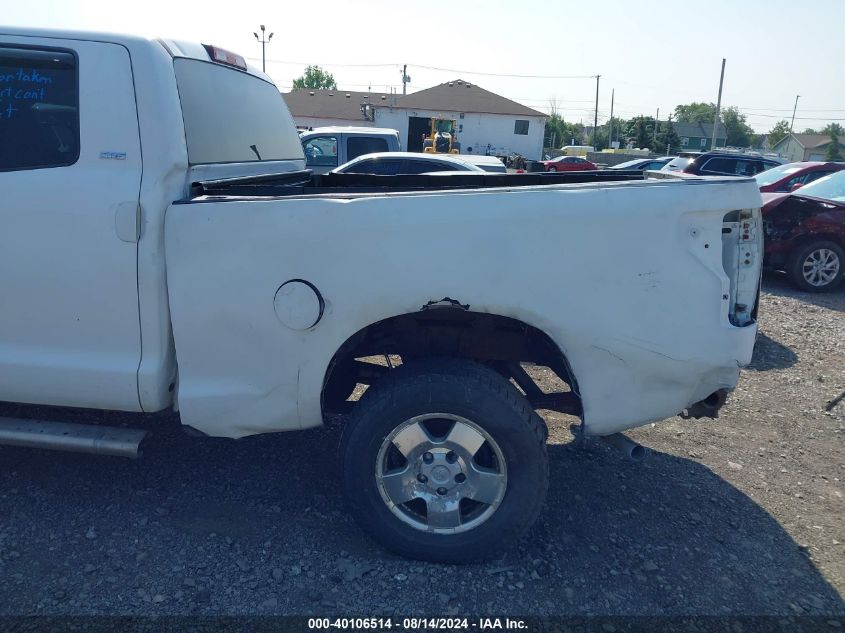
[253,25,273,72]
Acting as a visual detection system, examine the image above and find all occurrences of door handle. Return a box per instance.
[115,202,141,243]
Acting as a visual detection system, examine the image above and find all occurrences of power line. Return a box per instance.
[739,111,845,121]
[408,64,596,79]
[250,57,597,79]
[737,106,845,113]
[249,57,398,68]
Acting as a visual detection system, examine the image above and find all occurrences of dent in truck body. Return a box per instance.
[164,177,762,439]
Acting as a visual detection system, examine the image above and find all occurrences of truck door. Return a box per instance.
[0,38,143,410]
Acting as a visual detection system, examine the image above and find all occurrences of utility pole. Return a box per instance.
[253,25,273,73]
[666,114,673,155]
[789,94,800,133]
[608,88,615,148]
[653,107,659,145]
[593,75,600,148]
[400,64,410,95]
[711,58,726,150]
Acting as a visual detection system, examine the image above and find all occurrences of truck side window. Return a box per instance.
[303,136,338,168]
[0,46,78,171]
[346,136,388,161]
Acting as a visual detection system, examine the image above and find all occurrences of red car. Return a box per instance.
[542,155,597,172]
[755,161,845,193]
[762,170,845,292]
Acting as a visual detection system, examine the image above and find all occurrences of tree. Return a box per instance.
[605,117,627,150]
[821,122,845,137]
[624,116,655,149]
[292,65,337,90]
[802,128,818,134]
[673,102,716,123]
[654,118,681,154]
[769,120,791,146]
[543,100,587,149]
[825,130,843,161]
[722,107,754,147]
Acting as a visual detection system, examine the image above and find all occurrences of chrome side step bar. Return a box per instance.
[0,417,147,459]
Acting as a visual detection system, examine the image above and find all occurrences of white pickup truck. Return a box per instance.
[0,28,763,563]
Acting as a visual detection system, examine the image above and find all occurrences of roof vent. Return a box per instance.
[457,80,463,85]
[345,93,350,98]
[309,91,314,96]
[448,82,453,87]
[381,95,386,100]
[328,93,334,96]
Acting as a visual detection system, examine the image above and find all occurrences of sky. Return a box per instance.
[3,0,844,133]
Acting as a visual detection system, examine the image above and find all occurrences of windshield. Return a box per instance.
[662,157,691,171]
[754,163,803,186]
[796,171,845,202]
[435,120,454,133]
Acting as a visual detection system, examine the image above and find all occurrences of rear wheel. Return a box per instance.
[339,358,548,563]
[788,240,844,292]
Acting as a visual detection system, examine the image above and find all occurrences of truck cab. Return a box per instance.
[299,126,401,174]
[0,28,304,413]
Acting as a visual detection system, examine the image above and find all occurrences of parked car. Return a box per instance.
[332,152,484,175]
[661,151,703,172]
[300,127,401,174]
[761,171,845,291]
[683,152,783,177]
[457,154,508,173]
[542,155,597,172]
[754,161,845,193]
[607,157,673,171]
[0,26,765,564]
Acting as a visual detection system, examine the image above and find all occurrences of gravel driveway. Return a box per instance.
[1,272,843,618]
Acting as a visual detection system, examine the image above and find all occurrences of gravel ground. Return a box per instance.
[0,272,842,618]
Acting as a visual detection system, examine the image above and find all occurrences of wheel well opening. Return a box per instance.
[321,309,581,417]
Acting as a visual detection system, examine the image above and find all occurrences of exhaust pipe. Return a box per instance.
[0,417,147,459]
[600,432,645,461]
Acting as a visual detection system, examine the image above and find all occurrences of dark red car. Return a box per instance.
[755,161,845,193]
[542,155,597,172]
[762,170,845,292]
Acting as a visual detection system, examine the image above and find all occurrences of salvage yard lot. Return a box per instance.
[0,273,842,617]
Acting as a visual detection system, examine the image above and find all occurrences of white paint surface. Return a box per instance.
[165,177,763,439]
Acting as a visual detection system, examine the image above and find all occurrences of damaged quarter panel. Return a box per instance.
[763,194,845,268]
[164,177,763,438]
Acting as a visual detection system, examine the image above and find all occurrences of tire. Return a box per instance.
[787,240,844,292]
[339,358,548,563]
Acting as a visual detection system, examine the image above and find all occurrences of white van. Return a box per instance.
[560,145,596,156]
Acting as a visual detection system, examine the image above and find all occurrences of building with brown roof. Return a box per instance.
[283,80,547,159]
[282,89,392,129]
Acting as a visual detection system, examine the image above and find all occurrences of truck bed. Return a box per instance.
[165,170,763,439]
